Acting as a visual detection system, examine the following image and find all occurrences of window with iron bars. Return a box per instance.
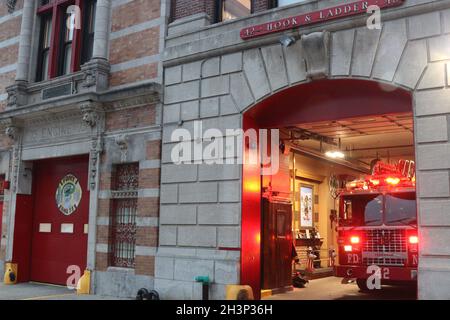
[109,163,139,269]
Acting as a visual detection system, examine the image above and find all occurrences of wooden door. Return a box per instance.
[262,198,293,290]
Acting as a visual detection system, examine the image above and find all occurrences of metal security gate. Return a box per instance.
[30,156,89,285]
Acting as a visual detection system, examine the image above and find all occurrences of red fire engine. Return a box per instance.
[335,160,418,291]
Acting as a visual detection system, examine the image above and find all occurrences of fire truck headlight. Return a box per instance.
[344,245,353,252]
[350,236,360,244]
[409,236,419,244]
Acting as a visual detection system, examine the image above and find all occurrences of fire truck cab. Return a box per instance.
[335,160,418,291]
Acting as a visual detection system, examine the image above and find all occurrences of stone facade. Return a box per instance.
[0,0,169,298]
[158,0,450,299]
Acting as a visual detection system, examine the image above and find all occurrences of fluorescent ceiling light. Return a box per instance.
[325,151,345,159]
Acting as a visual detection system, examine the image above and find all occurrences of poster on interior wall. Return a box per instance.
[300,185,314,228]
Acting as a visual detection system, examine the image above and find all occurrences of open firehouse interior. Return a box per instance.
[260,111,417,297]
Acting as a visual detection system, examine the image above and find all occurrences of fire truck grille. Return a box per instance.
[363,257,405,266]
[363,229,407,266]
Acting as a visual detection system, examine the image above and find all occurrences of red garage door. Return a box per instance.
[30,156,89,285]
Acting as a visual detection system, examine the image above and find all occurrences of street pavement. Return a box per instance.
[0,282,128,300]
[264,276,417,300]
[0,277,416,300]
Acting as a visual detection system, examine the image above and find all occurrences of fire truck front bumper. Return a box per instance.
[335,265,418,282]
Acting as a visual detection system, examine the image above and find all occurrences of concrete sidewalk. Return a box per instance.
[0,282,129,300]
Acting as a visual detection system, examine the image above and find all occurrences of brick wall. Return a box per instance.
[105,104,157,132]
[109,0,163,88]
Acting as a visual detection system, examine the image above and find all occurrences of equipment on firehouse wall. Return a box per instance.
[3,262,17,285]
[306,247,316,273]
[329,249,337,267]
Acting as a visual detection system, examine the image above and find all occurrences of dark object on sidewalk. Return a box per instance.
[237,289,250,300]
[292,272,309,288]
[9,271,16,283]
[136,288,160,300]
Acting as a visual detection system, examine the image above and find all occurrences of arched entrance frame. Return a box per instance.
[241,78,414,299]
[157,10,450,299]
[230,18,450,299]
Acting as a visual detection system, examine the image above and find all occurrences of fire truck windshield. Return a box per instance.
[341,192,417,227]
[341,194,383,227]
[385,192,417,226]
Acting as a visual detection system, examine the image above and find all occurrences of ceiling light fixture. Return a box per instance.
[325,151,345,159]
[279,35,296,47]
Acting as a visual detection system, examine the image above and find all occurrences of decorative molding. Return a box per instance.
[301,31,330,80]
[5,82,27,109]
[0,118,23,143]
[115,134,129,163]
[81,58,111,91]
[79,100,104,128]
[5,126,19,141]
[111,190,139,199]
[89,137,103,190]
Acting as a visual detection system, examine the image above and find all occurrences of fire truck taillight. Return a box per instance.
[409,235,419,244]
[344,245,353,252]
[350,236,360,244]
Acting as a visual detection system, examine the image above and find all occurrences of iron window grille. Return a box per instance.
[110,163,139,269]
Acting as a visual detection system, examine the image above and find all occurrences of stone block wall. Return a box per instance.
[159,0,450,299]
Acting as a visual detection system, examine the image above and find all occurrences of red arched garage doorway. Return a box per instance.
[241,79,413,299]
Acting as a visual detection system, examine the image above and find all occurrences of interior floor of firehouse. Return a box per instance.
[261,112,418,300]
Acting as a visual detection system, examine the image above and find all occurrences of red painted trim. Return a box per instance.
[48,5,60,78]
[241,0,405,40]
[241,116,262,300]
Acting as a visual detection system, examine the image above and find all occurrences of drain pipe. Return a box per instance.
[195,276,210,300]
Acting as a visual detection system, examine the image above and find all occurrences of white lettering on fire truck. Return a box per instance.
[347,254,359,264]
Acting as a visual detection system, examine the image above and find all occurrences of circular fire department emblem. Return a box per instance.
[55,174,82,216]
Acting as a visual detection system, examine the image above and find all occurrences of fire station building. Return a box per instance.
[0,0,168,297]
[1,0,450,301]
[158,0,450,300]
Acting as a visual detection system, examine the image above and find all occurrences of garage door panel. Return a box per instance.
[31,156,89,286]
